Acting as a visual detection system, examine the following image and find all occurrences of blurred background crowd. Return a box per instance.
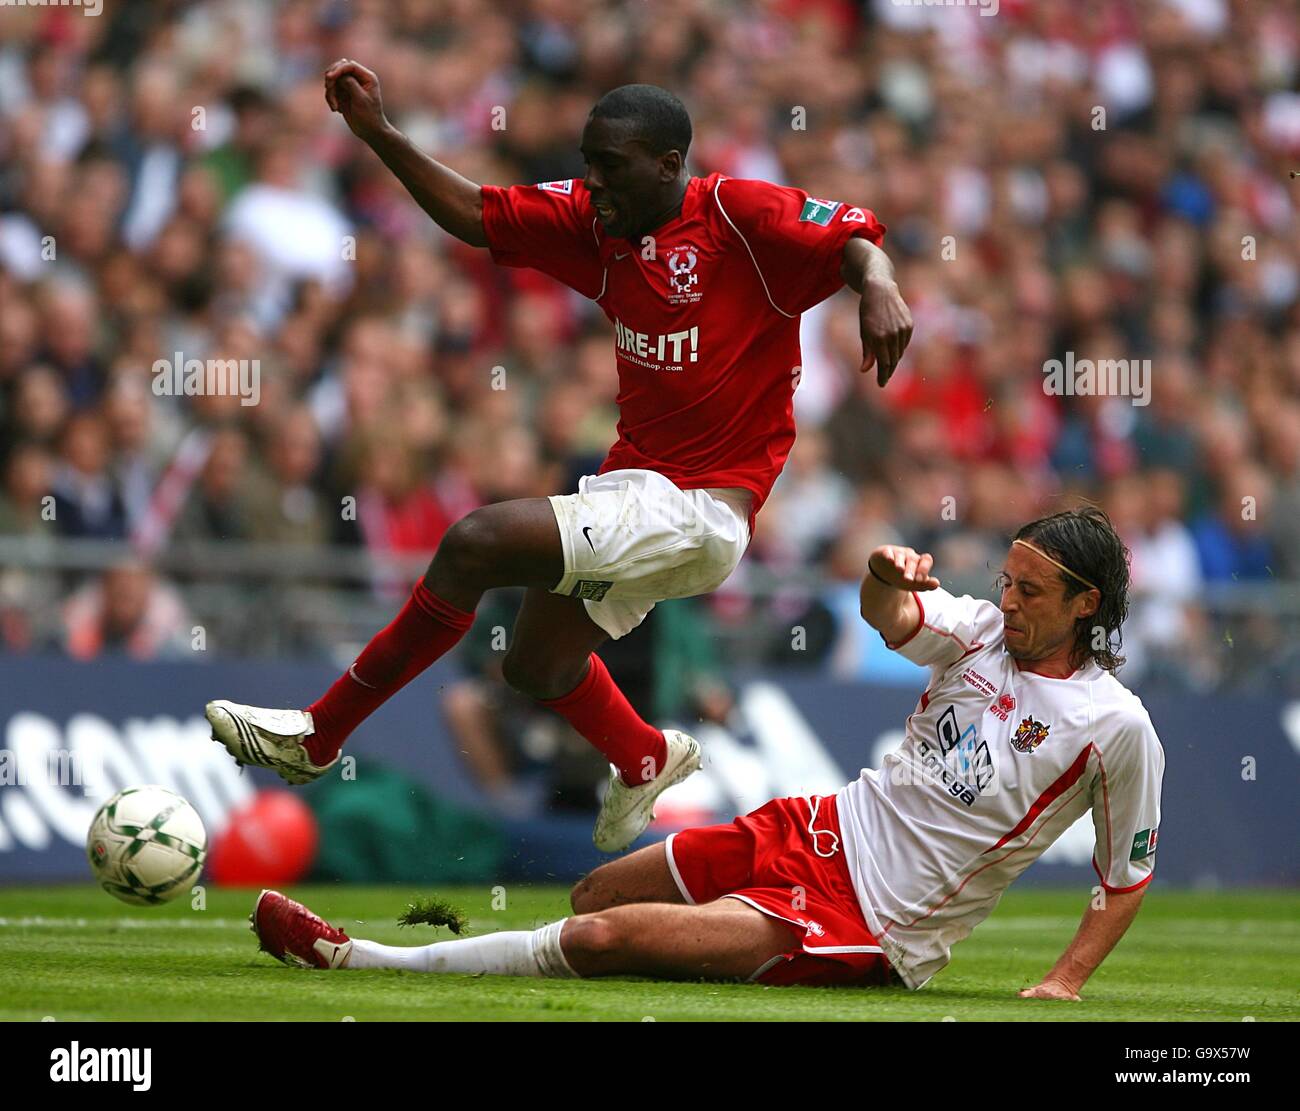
[1,0,1298,793]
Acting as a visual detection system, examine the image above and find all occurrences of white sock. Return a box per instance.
[345,919,577,978]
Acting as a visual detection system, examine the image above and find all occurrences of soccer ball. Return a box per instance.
[86,786,207,906]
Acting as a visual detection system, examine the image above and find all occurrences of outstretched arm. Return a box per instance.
[1019,885,1147,1000]
[840,237,913,387]
[324,59,487,247]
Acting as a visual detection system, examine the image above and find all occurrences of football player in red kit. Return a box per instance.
[206,60,913,852]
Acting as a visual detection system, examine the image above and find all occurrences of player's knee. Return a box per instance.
[570,870,610,915]
[430,511,501,584]
[563,911,623,959]
[569,877,591,915]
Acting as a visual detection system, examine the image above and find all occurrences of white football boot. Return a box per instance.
[205,700,338,785]
[592,729,702,853]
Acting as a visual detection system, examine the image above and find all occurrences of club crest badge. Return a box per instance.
[665,246,702,304]
[1011,715,1049,754]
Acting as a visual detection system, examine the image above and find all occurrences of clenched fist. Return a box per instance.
[324,59,388,142]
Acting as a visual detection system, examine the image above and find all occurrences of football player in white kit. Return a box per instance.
[251,507,1164,998]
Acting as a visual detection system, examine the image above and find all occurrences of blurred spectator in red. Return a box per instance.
[63,561,192,661]
[346,430,453,558]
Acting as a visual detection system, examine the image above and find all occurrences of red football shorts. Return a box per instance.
[665,793,900,988]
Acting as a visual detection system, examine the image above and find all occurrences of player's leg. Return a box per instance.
[503,589,664,777]
[570,843,685,913]
[499,587,608,699]
[206,498,564,778]
[558,899,796,980]
[305,499,565,751]
[255,889,794,982]
[501,590,699,851]
[420,499,566,612]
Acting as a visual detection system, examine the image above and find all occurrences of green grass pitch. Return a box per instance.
[1,885,1296,1021]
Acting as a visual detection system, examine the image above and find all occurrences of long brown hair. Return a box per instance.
[1011,506,1132,673]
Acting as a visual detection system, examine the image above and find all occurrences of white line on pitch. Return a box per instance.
[975,917,1295,934]
[0,916,249,928]
[0,915,496,931]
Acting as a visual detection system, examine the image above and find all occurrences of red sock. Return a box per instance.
[304,582,475,766]
[540,654,667,786]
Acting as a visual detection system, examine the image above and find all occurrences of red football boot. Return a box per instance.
[251,889,353,969]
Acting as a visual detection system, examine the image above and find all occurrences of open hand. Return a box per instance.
[1018,979,1082,1001]
[868,545,940,591]
[859,278,913,388]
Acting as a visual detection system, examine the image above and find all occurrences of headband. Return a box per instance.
[1012,539,1100,594]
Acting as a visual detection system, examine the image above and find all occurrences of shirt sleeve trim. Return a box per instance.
[1091,856,1154,895]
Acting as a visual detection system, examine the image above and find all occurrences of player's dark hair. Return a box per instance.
[589,84,692,159]
[1011,506,1131,674]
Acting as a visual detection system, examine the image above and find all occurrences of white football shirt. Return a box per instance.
[837,587,1165,989]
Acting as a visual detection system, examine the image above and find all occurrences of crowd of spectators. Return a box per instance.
[0,0,1297,695]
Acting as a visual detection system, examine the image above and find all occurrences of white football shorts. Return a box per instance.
[547,468,752,639]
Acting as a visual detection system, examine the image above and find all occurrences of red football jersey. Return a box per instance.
[480,172,885,516]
